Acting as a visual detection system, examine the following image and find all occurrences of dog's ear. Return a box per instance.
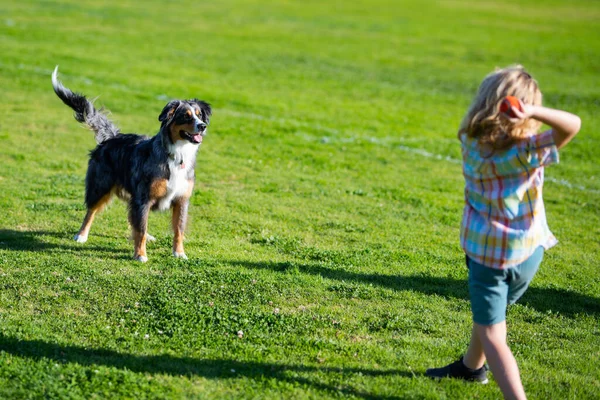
[191,99,212,124]
[158,100,181,123]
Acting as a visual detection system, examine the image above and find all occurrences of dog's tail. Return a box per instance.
[51,66,120,144]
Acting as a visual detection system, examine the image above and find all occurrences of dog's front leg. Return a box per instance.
[130,200,150,262]
[172,197,189,259]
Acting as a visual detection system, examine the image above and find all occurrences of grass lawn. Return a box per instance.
[0,0,599,398]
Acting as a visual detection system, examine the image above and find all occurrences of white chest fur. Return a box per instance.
[157,141,199,211]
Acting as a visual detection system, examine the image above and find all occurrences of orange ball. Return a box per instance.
[500,96,522,117]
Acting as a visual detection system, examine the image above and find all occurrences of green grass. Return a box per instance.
[0,0,599,398]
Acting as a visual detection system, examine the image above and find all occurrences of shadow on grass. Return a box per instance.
[226,259,600,318]
[0,229,130,260]
[0,334,412,399]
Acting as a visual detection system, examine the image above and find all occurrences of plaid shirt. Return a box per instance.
[460,130,559,269]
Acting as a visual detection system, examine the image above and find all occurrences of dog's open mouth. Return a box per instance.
[180,130,203,144]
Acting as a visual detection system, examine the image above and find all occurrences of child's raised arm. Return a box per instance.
[507,101,581,149]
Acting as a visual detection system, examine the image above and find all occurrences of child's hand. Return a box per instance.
[500,98,535,124]
[501,99,581,149]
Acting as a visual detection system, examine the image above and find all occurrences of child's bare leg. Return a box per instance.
[463,323,486,369]
[476,321,526,400]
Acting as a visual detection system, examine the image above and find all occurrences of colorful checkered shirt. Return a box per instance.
[460,130,559,269]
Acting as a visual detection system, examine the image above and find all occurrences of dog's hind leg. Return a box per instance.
[75,163,114,243]
[75,190,113,243]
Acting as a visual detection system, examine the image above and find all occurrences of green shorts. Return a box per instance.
[467,246,544,326]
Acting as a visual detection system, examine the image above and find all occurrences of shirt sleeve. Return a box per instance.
[524,130,559,168]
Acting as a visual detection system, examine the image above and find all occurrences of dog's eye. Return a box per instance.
[195,110,201,116]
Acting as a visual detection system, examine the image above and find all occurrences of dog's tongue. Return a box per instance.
[192,134,202,143]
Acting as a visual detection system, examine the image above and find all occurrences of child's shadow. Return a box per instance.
[0,229,130,260]
[0,333,412,399]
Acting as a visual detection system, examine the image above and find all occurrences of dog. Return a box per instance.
[51,66,211,262]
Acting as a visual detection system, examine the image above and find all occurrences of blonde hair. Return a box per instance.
[459,65,543,153]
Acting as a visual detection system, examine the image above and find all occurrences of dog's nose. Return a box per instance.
[197,122,207,131]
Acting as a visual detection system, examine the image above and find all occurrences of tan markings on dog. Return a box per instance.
[150,179,168,199]
[172,201,186,254]
[167,107,176,120]
[169,123,180,143]
[186,110,192,117]
[133,229,147,258]
[170,123,192,143]
[184,179,194,198]
[76,190,114,238]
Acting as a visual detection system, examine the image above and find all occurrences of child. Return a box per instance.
[426,65,581,399]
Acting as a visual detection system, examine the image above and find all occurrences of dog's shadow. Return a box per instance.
[0,229,130,260]
[0,333,412,399]
[2,230,597,319]
[225,259,600,319]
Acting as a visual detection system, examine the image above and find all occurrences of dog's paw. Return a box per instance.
[134,255,148,263]
[173,251,188,260]
[74,234,88,243]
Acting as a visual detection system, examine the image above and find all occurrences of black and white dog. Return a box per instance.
[51,66,211,262]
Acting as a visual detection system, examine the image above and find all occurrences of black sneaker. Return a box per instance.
[426,357,489,384]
